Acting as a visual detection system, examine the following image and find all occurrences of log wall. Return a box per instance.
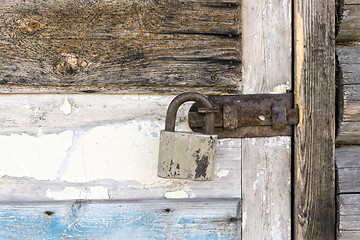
[336,1,360,239]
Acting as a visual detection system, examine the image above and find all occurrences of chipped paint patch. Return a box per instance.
[60,120,164,185]
[46,187,84,200]
[271,84,288,94]
[0,120,167,185]
[0,131,73,180]
[89,186,110,199]
[59,98,72,115]
[46,186,109,200]
[216,170,230,178]
[264,136,290,148]
[164,190,189,199]
[121,94,163,100]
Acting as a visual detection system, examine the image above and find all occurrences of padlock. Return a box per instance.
[158,93,218,181]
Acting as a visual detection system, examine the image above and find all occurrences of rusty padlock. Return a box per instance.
[157,93,218,181]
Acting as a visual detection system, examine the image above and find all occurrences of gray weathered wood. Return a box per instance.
[337,122,360,145]
[336,11,360,240]
[341,84,360,122]
[337,46,360,85]
[242,137,291,240]
[0,199,240,239]
[337,0,360,43]
[294,0,336,239]
[241,0,292,239]
[338,194,360,239]
[0,0,241,93]
[336,146,360,193]
[336,46,360,144]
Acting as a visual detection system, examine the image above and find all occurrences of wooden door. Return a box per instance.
[0,0,292,239]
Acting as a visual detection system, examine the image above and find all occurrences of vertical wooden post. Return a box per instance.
[242,0,292,239]
[294,0,336,239]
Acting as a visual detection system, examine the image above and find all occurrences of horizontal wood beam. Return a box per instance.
[337,0,360,43]
[0,198,240,239]
[338,194,360,239]
[0,0,242,93]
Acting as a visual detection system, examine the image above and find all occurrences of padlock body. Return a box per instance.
[158,130,217,181]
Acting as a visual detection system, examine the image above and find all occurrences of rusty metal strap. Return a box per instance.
[188,93,299,138]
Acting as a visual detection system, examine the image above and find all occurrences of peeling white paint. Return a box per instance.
[46,187,84,200]
[216,170,230,178]
[0,131,73,180]
[271,84,288,94]
[0,95,242,201]
[264,137,290,149]
[242,212,247,228]
[46,186,109,200]
[121,94,163,100]
[89,186,110,199]
[60,121,164,184]
[164,190,189,199]
[59,98,72,115]
[0,120,169,185]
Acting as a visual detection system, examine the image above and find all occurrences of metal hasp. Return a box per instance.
[188,93,299,138]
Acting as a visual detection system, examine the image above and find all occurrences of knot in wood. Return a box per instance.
[27,20,40,33]
[53,53,88,76]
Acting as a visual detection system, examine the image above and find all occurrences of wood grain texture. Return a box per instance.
[336,46,360,144]
[337,122,360,145]
[242,137,291,240]
[294,0,336,239]
[337,46,360,85]
[336,146,360,193]
[241,0,292,239]
[0,0,241,93]
[342,85,360,122]
[338,194,360,239]
[337,0,360,43]
[0,199,240,239]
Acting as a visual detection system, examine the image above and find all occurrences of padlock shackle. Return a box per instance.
[165,92,215,135]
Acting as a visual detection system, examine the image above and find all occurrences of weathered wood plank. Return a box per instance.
[337,46,360,85]
[337,122,360,144]
[0,0,241,93]
[342,85,360,122]
[0,199,240,239]
[242,137,291,240]
[338,194,360,239]
[345,0,360,4]
[336,146,360,193]
[0,0,241,38]
[0,95,241,200]
[294,0,336,239]
[241,0,292,239]
[336,46,360,126]
[336,46,360,144]
[0,139,241,201]
[337,0,360,43]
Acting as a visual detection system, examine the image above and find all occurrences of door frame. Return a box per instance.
[293,0,336,239]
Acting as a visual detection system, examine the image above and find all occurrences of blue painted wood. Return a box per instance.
[0,199,240,239]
